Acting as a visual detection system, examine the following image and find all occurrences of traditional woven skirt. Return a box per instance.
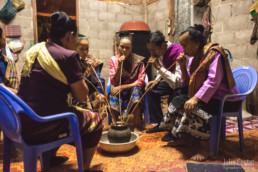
[21,106,103,148]
[109,87,144,116]
[159,102,213,140]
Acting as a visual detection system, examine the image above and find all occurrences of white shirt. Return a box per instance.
[154,42,182,89]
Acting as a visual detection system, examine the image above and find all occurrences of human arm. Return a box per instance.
[110,82,137,96]
[70,79,89,102]
[110,55,126,85]
[157,62,182,89]
[184,52,223,115]
[109,56,125,86]
[0,83,17,94]
[60,52,89,103]
[111,62,146,95]
[177,53,188,85]
[194,52,223,103]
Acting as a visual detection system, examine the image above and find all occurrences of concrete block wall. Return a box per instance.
[147,0,170,40]
[210,0,258,71]
[0,0,34,71]
[147,0,191,78]
[79,0,144,81]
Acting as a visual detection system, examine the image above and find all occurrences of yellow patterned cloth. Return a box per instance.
[22,42,68,85]
[22,42,99,132]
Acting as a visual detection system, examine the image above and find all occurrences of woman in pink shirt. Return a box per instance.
[109,32,146,134]
[159,24,241,161]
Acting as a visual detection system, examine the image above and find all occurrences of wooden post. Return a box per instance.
[32,0,38,44]
[168,0,175,43]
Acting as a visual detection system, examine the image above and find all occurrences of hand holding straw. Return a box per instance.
[120,63,150,125]
[81,60,117,125]
[118,60,124,120]
[124,60,177,125]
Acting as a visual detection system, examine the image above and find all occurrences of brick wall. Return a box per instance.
[210,0,258,70]
[0,0,34,71]
[147,0,169,40]
[147,0,191,77]
[79,0,144,81]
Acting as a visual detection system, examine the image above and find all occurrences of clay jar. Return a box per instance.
[107,124,131,143]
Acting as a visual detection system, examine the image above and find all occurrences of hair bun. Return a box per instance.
[119,31,131,38]
[194,24,204,34]
[50,11,68,28]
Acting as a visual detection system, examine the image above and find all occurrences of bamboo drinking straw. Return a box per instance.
[124,60,178,125]
[120,63,150,125]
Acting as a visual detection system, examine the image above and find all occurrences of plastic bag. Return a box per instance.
[0,0,17,22]
[8,39,24,53]
[11,0,25,10]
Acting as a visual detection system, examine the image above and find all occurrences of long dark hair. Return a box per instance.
[180,24,207,49]
[119,31,132,44]
[49,11,77,44]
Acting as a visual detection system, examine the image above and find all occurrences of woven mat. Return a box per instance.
[0,126,258,172]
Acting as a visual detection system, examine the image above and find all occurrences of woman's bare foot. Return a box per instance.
[134,128,143,136]
[190,150,209,161]
[190,140,209,161]
[167,134,194,147]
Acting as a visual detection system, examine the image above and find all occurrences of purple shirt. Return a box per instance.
[163,43,184,73]
[183,52,240,103]
[18,42,83,117]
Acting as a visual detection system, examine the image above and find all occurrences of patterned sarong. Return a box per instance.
[160,102,212,140]
[109,87,144,116]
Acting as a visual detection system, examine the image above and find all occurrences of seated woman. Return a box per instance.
[0,27,20,94]
[109,32,146,135]
[18,11,103,171]
[159,24,242,161]
[76,34,107,120]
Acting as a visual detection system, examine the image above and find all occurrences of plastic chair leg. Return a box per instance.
[237,113,245,152]
[144,94,149,124]
[220,117,226,140]
[40,151,51,171]
[209,116,221,157]
[3,136,11,172]
[75,141,84,172]
[23,149,38,172]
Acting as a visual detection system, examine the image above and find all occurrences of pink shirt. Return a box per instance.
[183,52,240,103]
[109,54,145,88]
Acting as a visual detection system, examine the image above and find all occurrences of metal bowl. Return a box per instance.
[99,131,139,153]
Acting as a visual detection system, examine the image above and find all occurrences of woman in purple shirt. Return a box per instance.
[18,12,103,171]
[159,24,241,161]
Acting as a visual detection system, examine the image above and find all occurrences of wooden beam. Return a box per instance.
[146,0,159,5]
[76,0,79,34]
[99,0,143,6]
[32,0,38,43]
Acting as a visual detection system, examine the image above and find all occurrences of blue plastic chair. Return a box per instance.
[107,75,149,124]
[0,84,84,172]
[85,76,105,95]
[97,78,105,95]
[209,66,257,157]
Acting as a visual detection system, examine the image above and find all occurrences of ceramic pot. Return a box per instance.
[107,125,131,143]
